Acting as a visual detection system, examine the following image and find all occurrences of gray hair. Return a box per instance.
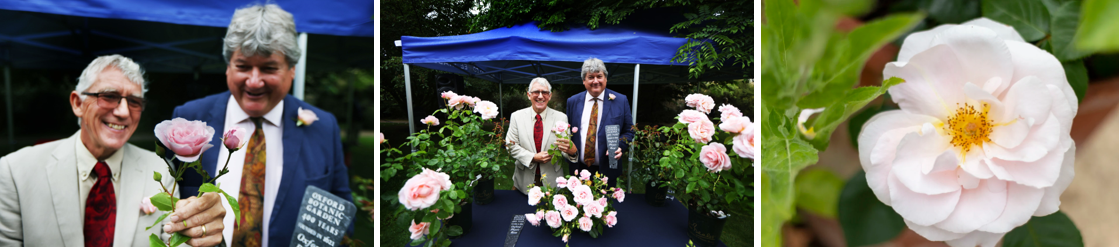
[76,54,147,98]
[528,77,552,92]
[580,57,608,80]
[222,3,301,67]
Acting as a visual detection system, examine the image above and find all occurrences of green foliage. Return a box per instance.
[793,169,843,218]
[761,0,920,245]
[1002,211,1084,247]
[1074,0,1119,52]
[983,0,1051,41]
[471,0,751,79]
[837,170,905,247]
[654,110,752,215]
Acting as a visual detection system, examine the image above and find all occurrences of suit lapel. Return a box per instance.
[204,92,230,174]
[570,95,585,154]
[273,95,304,226]
[47,134,83,247]
[113,145,145,247]
[524,111,537,153]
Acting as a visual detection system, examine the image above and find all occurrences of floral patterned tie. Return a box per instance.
[84,161,115,247]
[584,98,599,166]
[234,118,265,247]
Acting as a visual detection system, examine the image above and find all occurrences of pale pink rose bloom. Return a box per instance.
[859,17,1078,247]
[297,107,318,126]
[685,93,715,113]
[473,100,500,120]
[700,143,732,173]
[597,197,608,207]
[561,205,579,222]
[154,118,215,163]
[584,202,604,218]
[140,197,158,215]
[378,132,386,144]
[567,176,581,189]
[398,168,451,210]
[441,91,458,100]
[719,116,752,134]
[420,115,440,126]
[555,177,568,189]
[553,194,569,210]
[524,213,541,226]
[600,176,608,184]
[733,126,755,159]
[580,170,591,181]
[603,211,618,228]
[536,210,545,223]
[409,220,430,240]
[719,104,743,120]
[578,216,594,232]
[545,210,563,228]
[613,189,626,202]
[448,95,469,110]
[553,122,571,134]
[688,119,716,144]
[571,185,595,205]
[470,97,482,107]
[572,127,578,133]
[562,234,569,243]
[222,126,250,151]
[609,93,616,100]
[528,186,544,206]
[677,109,707,124]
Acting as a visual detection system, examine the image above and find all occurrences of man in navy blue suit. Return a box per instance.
[558,58,635,188]
[170,4,351,247]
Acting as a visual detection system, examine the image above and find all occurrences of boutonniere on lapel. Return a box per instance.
[608,93,616,101]
[296,107,319,127]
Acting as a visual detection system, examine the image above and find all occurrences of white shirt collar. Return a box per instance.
[75,130,123,182]
[227,95,285,128]
[533,107,550,121]
[584,91,604,103]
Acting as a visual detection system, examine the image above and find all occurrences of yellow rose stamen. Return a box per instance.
[945,103,993,155]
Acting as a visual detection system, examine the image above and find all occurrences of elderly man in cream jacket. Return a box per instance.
[505,77,578,194]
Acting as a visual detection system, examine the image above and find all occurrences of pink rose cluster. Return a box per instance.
[552,121,571,135]
[155,118,216,163]
[397,168,453,211]
[527,169,624,243]
[685,93,716,114]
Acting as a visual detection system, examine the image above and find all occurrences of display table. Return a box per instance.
[423,190,728,246]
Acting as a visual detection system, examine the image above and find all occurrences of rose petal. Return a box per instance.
[959,148,994,179]
[888,173,960,226]
[962,82,1007,121]
[987,142,1068,188]
[944,231,1005,247]
[905,219,966,241]
[1035,143,1076,216]
[929,25,1014,96]
[985,114,1060,162]
[933,179,1007,233]
[963,18,1026,43]
[891,125,960,195]
[1001,76,1052,126]
[1006,41,1077,115]
[885,45,968,118]
[978,183,1044,233]
[990,121,1029,149]
[859,110,941,204]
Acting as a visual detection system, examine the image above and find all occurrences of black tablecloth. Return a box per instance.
[413,190,727,246]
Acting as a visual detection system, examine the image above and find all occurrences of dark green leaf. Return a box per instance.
[447,225,464,236]
[1002,211,1083,247]
[983,0,1051,41]
[1050,1,1090,61]
[1063,60,1088,104]
[838,170,905,246]
[925,0,982,24]
[219,189,241,226]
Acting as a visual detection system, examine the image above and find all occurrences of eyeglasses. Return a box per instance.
[81,91,146,111]
[529,90,551,96]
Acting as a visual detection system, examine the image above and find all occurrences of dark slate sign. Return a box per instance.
[290,186,356,247]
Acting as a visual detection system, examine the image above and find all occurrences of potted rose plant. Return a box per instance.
[397,168,468,247]
[380,91,507,236]
[659,94,754,247]
[626,124,674,207]
[522,169,625,245]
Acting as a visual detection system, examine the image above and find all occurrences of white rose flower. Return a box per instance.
[858,18,1077,247]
